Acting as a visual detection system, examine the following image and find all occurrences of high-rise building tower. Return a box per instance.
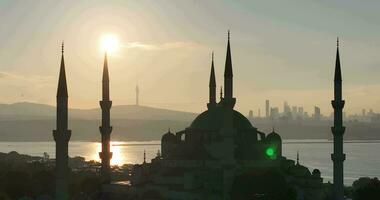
[208,52,216,109]
[265,100,270,118]
[99,52,113,183]
[314,106,321,121]
[258,109,261,118]
[248,110,254,120]
[136,84,139,106]
[53,43,71,200]
[331,38,345,200]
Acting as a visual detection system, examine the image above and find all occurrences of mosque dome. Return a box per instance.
[161,130,176,142]
[266,130,282,142]
[290,164,311,177]
[312,169,321,177]
[190,107,253,130]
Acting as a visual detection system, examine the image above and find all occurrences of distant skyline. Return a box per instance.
[1,0,380,116]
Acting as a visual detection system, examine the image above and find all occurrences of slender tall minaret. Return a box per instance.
[136,84,139,106]
[143,150,146,164]
[99,52,113,184]
[208,52,216,109]
[331,38,345,200]
[220,86,223,101]
[53,42,71,200]
[296,151,300,165]
[223,30,236,108]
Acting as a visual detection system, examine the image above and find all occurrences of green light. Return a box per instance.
[266,147,275,157]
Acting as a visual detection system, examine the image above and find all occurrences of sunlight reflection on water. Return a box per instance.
[0,140,379,185]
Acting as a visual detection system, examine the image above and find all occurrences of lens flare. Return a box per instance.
[266,147,275,157]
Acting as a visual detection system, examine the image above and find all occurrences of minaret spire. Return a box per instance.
[208,51,216,109]
[53,42,71,200]
[296,151,299,165]
[331,38,346,200]
[102,52,109,100]
[223,30,235,108]
[335,37,342,82]
[57,42,68,98]
[99,51,113,184]
[143,150,146,164]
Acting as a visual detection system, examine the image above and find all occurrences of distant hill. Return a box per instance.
[0,102,197,141]
[0,102,379,141]
[0,102,198,121]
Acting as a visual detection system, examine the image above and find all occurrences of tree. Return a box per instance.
[352,177,380,200]
[230,170,297,200]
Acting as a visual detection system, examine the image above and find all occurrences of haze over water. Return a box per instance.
[0,140,378,186]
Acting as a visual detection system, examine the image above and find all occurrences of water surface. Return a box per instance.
[0,140,379,185]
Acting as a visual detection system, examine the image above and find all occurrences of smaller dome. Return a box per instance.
[266,130,282,142]
[312,169,321,177]
[290,164,311,177]
[161,130,176,143]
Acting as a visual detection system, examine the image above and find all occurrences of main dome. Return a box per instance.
[190,107,253,130]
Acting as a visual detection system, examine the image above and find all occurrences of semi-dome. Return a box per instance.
[190,107,253,130]
[312,169,321,177]
[290,164,311,177]
[161,130,176,142]
[266,130,282,142]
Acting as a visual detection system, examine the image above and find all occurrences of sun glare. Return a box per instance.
[100,33,120,53]
[93,142,124,166]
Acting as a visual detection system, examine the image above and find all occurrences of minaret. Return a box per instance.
[136,84,139,106]
[99,52,113,184]
[296,151,299,165]
[208,52,216,109]
[223,30,236,108]
[143,150,146,164]
[220,86,223,101]
[331,38,345,200]
[53,42,71,200]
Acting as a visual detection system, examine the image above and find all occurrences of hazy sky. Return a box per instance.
[0,0,380,116]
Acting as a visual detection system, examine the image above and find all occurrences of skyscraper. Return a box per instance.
[331,38,345,200]
[99,52,113,183]
[248,110,254,121]
[314,106,321,121]
[298,107,304,119]
[136,84,140,106]
[258,109,261,118]
[53,43,71,200]
[265,100,270,118]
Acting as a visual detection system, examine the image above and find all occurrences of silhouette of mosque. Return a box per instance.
[101,32,330,200]
[52,33,346,200]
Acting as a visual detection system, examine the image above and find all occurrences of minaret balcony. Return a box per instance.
[331,100,345,109]
[53,129,72,142]
[331,153,346,162]
[99,152,113,160]
[331,127,346,136]
[99,126,113,135]
[100,100,112,109]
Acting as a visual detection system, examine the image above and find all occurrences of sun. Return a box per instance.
[100,33,120,53]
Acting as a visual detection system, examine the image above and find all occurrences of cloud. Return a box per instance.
[121,41,202,51]
[0,72,11,78]
[0,71,54,83]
